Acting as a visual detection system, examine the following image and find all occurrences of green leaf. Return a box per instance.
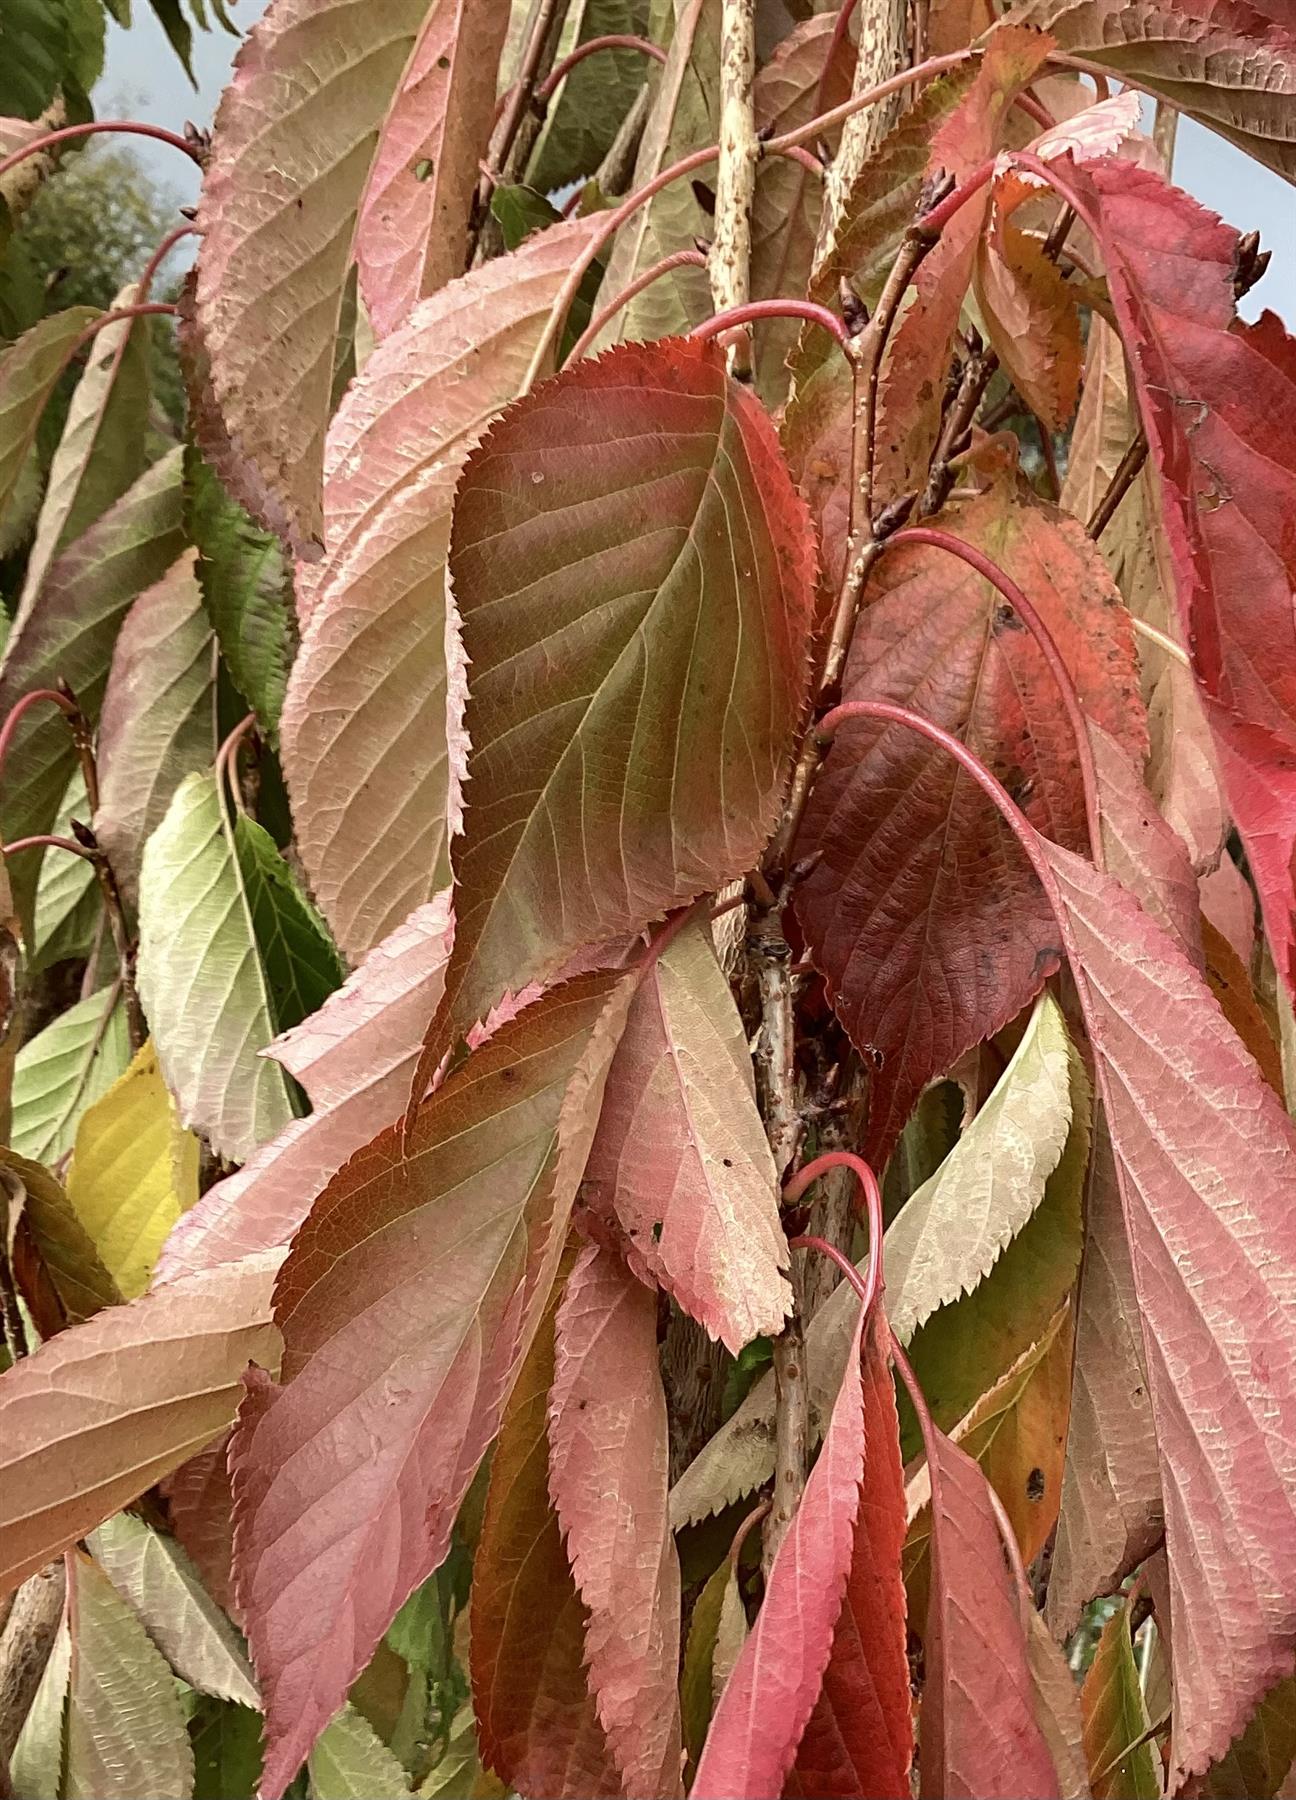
[233,813,345,1034]
[490,183,562,250]
[9,1618,70,1800]
[29,768,100,975]
[0,306,98,533]
[88,1512,258,1708]
[308,1707,411,1799]
[184,447,293,740]
[0,0,100,118]
[137,771,298,1163]
[65,1552,195,1800]
[191,1698,263,1800]
[1201,1675,1296,1800]
[146,0,197,81]
[0,1144,123,1325]
[527,0,652,193]
[9,985,130,1165]
[1080,1594,1161,1800]
[680,1556,729,1775]
[0,447,186,924]
[416,1703,504,1797]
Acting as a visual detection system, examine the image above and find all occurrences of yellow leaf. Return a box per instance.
[66,1042,199,1297]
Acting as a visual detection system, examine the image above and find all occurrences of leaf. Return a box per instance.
[885,992,1074,1346]
[9,985,130,1166]
[308,1707,411,1799]
[680,1558,730,1777]
[158,893,452,1279]
[9,1618,70,1800]
[471,1253,621,1800]
[65,1042,199,1299]
[87,1510,258,1707]
[438,336,815,1049]
[0,1254,281,1592]
[65,1551,195,1800]
[1080,1596,1160,1800]
[93,551,216,906]
[17,282,152,610]
[785,1305,913,1800]
[233,814,345,1033]
[137,771,297,1164]
[28,769,99,974]
[281,215,603,957]
[191,1698,264,1800]
[353,0,512,340]
[1027,1611,1092,1800]
[1041,838,1296,1781]
[917,1412,1061,1799]
[1202,1676,1296,1800]
[1203,916,1286,1102]
[795,480,1144,1165]
[0,446,186,923]
[548,1244,682,1797]
[579,916,787,1353]
[1061,160,1296,1007]
[417,1703,507,1797]
[690,1284,866,1799]
[594,0,719,345]
[0,305,97,532]
[191,0,429,551]
[1090,722,1201,964]
[184,448,293,741]
[1047,1122,1163,1638]
[0,1145,122,1327]
[975,214,1082,431]
[231,972,632,1798]
[1006,0,1296,179]
[529,0,651,193]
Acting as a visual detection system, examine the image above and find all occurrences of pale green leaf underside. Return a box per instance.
[308,1705,412,1799]
[10,985,130,1166]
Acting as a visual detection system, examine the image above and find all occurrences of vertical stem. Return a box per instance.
[814,0,910,269]
[1152,98,1178,175]
[710,0,759,375]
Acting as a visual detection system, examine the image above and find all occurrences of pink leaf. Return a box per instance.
[579,917,789,1354]
[354,0,512,340]
[161,1435,238,1621]
[1042,838,1296,1782]
[786,1304,913,1800]
[691,1288,867,1798]
[230,971,632,1797]
[549,1244,683,1799]
[1090,719,1202,964]
[156,893,452,1280]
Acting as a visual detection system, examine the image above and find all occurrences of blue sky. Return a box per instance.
[103,1,1294,324]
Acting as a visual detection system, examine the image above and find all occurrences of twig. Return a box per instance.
[1132,615,1190,669]
[920,335,998,516]
[473,0,570,252]
[1087,432,1147,539]
[711,0,759,374]
[691,297,853,354]
[0,120,202,185]
[534,33,665,103]
[566,249,708,362]
[0,1563,67,1764]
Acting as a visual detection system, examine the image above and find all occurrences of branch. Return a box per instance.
[711,0,759,374]
[0,120,203,185]
[814,0,909,268]
[0,1562,66,1765]
[1087,432,1147,539]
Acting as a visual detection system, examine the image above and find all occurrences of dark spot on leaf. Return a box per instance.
[1026,1467,1046,1502]
[994,602,1023,632]
[651,1221,663,1243]
[722,1157,733,1168]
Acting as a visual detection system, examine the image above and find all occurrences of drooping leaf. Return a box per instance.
[1061,159,1296,1008]
[691,1288,867,1799]
[93,551,216,905]
[1027,1610,1092,1800]
[158,893,451,1279]
[162,1436,239,1618]
[1203,915,1286,1101]
[308,1706,412,1799]
[1006,0,1296,179]
[884,992,1074,1346]
[681,1558,731,1778]
[231,972,632,1799]
[191,0,429,551]
[579,917,787,1353]
[786,1304,913,1800]
[1090,721,1201,963]
[137,771,297,1164]
[1080,1595,1160,1800]
[65,1041,199,1299]
[353,0,512,340]
[529,0,652,194]
[0,1145,123,1328]
[471,1252,621,1800]
[549,1243,683,1798]
[795,480,1144,1165]
[232,814,345,1034]
[0,446,185,922]
[594,0,719,345]
[0,305,97,532]
[87,1510,258,1707]
[0,1254,280,1592]
[184,447,293,741]
[1201,1675,1296,1800]
[65,1551,195,1800]
[18,283,152,609]
[190,1698,264,1800]
[9,985,130,1166]
[1041,838,1296,1781]
[437,335,815,1051]
[975,210,1082,431]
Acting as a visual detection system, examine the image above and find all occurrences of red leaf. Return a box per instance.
[157,893,452,1279]
[691,1289,867,1799]
[1042,839,1296,1780]
[795,483,1145,1164]
[230,971,632,1797]
[579,917,789,1354]
[785,1305,913,1800]
[433,336,817,1053]
[1091,720,1202,964]
[549,1245,683,1798]
[354,0,511,339]
[1064,157,1296,1005]
[917,1401,1060,1798]
[471,1251,623,1800]
[162,1435,238,1620]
